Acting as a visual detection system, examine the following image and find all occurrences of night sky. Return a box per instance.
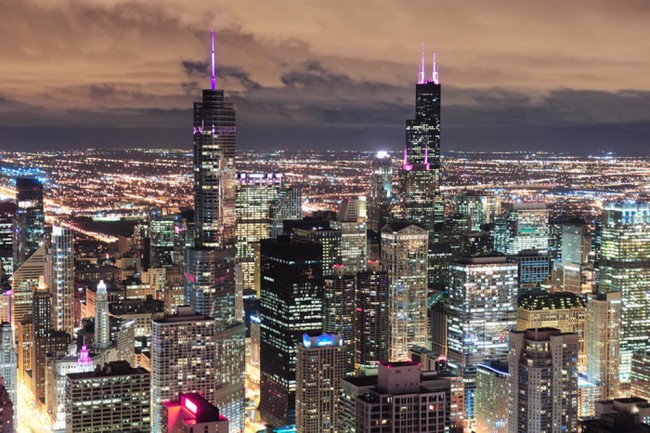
[1,0,649,153]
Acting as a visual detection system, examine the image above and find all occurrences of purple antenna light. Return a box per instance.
[432,51,439,85]
[418,44,426,84]
[210,29,216,90]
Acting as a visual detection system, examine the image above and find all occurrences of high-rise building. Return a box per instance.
[259,237,323,427]
[0,383,12,433]
[235,172,284,292]
[269,188,302,239]
[508,328,579,433]
[354,260,389,370]
[399,49,443,236]
[507,251,551,288]
[475,360,509,433]
[296,333,347,433]
[331,219,367,275]
[322,265,354,371]
[582,397,650,432]
[162,393,230,433]
[587,292,622,399]
[32,276,52,402]
[631,351,650,400]
[453,193,501,232]
[342,361,451,433]
[366,151,393,233]
[598,201,650,383]
[193,30,236,250]
[94,280,110,350]
[517,291,587,371]
[0,201,15,279]
[150,215,176,268]
[12,177,45,270]
[11,245,45,327]
[558,221,593,294]
[494,203,549,256]
[0,324,16,428]
[49,226,74,336]
[291,222,342,277]
[184,247,236,328]
[151,307,220,433]
[381,222,429,362]
[66,361,150,433]
[447,255,518,422]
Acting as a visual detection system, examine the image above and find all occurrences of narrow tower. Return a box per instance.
[94,280,109,350]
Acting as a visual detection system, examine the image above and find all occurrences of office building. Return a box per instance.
[150,215,176,268]
[381,222,429,362]
[291,222,342,277]
[0,202,15,279]
[322,265,354,370]
[162,393,229,433]
[48,226,74,336]
[0,383,12,433]
[184,247,236,328]
[235,172,283,292]
[94,280,110,350]
[508,328,579,433]
[475,360,509,433]
[13,177,45,269]
[366,151,393,232]
[66,361,150,433]
[453,193,501,232]
[11,245,45,327]
[341,361,451,433]
[507,250,551,288]
[447,255,518,421]
[192,30,236,250]
[354,260,389,369]
[269,188,302,239]
[151,307,220,433]
[259,237,322,427]
[517,291,587,371]
[399,49,443,236]
[598,201,650,383]
[296,333,347,433]
[631,351,650,400]
[32,275,53,402]
[494,203,549,256]
[558,221,593,293]
[331,218,367,275]
[587,292,622,399]
[0,324,16,428]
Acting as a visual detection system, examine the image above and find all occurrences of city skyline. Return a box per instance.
[1,0,649,153]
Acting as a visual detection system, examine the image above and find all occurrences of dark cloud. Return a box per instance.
[181,60,210,77]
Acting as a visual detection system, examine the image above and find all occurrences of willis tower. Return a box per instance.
[400,47,443,236]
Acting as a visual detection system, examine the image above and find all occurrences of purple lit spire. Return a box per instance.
[432,51,439,84]
[418,44,426,84]
[77,345,92,368]
[210,29,216,90]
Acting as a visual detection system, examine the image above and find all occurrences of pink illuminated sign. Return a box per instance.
[183,397,198,414]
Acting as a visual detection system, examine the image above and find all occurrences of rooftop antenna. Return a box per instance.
[210,29,216,90]
[418,43,425,84]
[432,49,439,84]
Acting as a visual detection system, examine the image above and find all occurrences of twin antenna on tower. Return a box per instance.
[418,44,440,85]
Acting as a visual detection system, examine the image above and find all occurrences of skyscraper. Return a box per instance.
[517,291,587,371]
[32,276,52,402]
[399,49,443,236]
[259,237,323,427]
[494,203,549,256]
[193,30,236,251]
[366,151,393,233]
[447,255,518,423]
[11,245,45,328]
[453,193,501,232]
[296,333,347,433]
[586,291,622,399]
[354,260,390,370]
[558,220,593,293]
[94,280,110,350]
[12,177,45,270]
[66,361,150,433]
[0,201,15,279]
[322,265,355,370]
[475,360,509,433]
[508,328,579,433]
[151,307,220,433]
[0,323,16,428]
[381,222,429,362]
[598,201,650,383]
[49,226,74,336]
[269,188,302,239]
